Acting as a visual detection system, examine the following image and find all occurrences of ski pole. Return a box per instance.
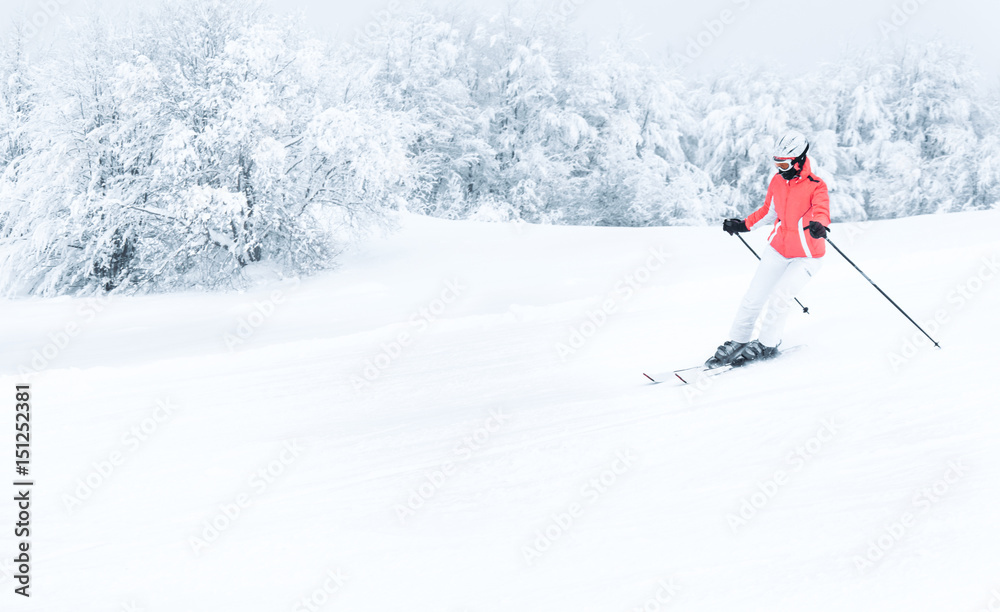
[734,233,810,314]
[826,237,941,349]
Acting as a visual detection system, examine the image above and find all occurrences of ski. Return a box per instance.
[643,364,732,385]
[644,345,805,385]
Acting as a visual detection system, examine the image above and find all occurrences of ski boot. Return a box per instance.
[730,340,779,367]
[705,340,747,369]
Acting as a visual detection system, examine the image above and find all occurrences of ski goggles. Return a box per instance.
[773,157,797,171]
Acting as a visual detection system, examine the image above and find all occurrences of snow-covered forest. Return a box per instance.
[0,0,997,295]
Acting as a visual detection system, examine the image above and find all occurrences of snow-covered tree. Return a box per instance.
[0,0,410,295]
[567,39,708,226]
[824,41,999,219]
[349,4,711,226]
[1,0,998,297]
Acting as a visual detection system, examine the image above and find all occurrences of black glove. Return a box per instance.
[807,221,829,239]
[723,218,749,235]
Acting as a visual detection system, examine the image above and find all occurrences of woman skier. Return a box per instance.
[707,131,830,368]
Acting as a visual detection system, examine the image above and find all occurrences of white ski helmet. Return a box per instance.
[773,131,809,160]
[773,131,810,177]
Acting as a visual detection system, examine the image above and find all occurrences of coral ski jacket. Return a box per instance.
[744,158,831,258]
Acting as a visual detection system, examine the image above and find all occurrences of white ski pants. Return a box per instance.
[729,246,822,347]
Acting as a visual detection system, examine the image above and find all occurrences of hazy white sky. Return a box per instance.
[288,0,1000,81]
[3,0,999,82]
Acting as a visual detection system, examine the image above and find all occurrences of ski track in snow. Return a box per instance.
[1,210,999,611]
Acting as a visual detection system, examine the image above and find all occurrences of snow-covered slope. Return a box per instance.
[2,210,999,611]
